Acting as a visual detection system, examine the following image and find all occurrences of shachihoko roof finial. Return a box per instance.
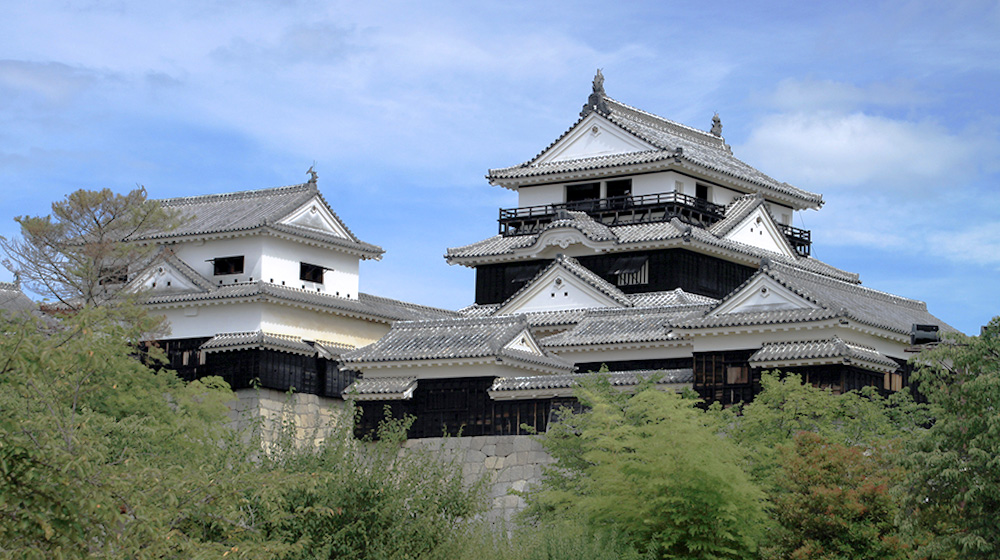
[711,113,723,137]
[306,164,318,184]
[592,68,605,94]
[581,69,610,117]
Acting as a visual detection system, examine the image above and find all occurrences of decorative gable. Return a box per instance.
[723,207,796,258]
[503,330,545,355]
[278,196,353,239]
[132,258,213,296]
[535,113,656,164]
[710,274,819,316]
[497,262,629,316]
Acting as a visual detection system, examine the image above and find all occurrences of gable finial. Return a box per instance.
[306,164,318,185]
[592,68,605,95]
[580,69,610,117]
[711,113,723,137]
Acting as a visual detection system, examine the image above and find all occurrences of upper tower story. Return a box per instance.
[138,173,383,301]
[487,70,821,246]
[447,71,847,307]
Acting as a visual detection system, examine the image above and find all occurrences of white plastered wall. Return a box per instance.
[260,236,360,298]
[518,183,563,208]
[158,302,265,339]
[260,303,390,348]
[171,237,264,287]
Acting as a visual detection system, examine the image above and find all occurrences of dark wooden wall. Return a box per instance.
[474,249,755,305]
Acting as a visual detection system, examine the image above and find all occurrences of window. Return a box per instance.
[300,262,325,283]
[98,266,128,285]
[566,182,600,203]
[212,256,244,276]
[695,183,710,201]
[726,365,749,385]
[611,255,649,286]
[606,179,632,199]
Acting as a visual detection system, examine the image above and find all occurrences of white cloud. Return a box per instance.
[738,111,982,191]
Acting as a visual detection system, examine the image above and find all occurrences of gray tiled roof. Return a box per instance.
[340,315,574,372]
[540,304,711,348]
[0,282,43,319]
[627,288,719,308]
[488,95,822,208]
[672,261,955,336]
[490,368,693,394]
[200,330,317,355]
[143,183,383,258]
[343,377,418,400]
[144,281,459,323]
[446,213,858,283]
[709,193,766,237]
[749,336,900,372]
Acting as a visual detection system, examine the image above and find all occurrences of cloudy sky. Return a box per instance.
[1,0,997,334]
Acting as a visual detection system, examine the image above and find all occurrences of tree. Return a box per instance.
[766,432,908,560]
[716,372,928,490]
[524,377,767,560]
[0,187,180,310]
[903,317,1000,559]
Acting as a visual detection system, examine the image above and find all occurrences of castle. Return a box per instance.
[129,72,952,439]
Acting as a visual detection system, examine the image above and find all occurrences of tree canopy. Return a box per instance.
[0,187,181,310]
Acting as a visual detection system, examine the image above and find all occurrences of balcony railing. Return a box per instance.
[778,223,811,257]
[498,191,726,236]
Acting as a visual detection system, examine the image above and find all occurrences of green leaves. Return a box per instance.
[526,377,767,560]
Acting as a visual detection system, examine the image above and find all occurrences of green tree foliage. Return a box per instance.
[765,431,908,560]
[0,306,484,559]
[0,187,181,310]
[717,372,928,489]
[903,317,1000,559]
[524,377,767,560]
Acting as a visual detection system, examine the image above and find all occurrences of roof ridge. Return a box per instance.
[391,314,528,329]
[158,182,313,207]
[603,96,727,151]
[769,261,927,310]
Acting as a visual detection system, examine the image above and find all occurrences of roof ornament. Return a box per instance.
[580,69,610,118]
[759,256,772,270]
[12,271,20,289]
[711,113,723,137]
[306,165,318,185]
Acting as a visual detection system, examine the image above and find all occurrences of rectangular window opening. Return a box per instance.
[726,365,749,385]
[612,256,649,286]
[300,262,325,283]
[566,182,600,203]
[212,256,244,276]
[606,179,632,199]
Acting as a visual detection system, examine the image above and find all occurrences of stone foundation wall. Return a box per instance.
[228,388,346,447]
[401,435,552,525]
[226,394,553,524]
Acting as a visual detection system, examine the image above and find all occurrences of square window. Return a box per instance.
[300,262,325,283]
[213,256,244,276]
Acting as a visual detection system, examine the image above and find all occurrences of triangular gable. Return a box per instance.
[503,329,545,356]
[277,195,353,240]
[535,112,657,164]
[710,274,819,316]
[497,259,629,315]
[722,206,797,258]
[130,252,214,296]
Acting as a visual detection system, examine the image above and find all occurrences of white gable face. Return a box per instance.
[133,261,209,296]
[278,196,352,239]
[724,207,796,258]
[498,267,626,315]
[712,275,819,316]
[536,113,656,164]
[504,330,545,355]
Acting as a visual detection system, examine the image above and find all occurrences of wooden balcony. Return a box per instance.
[778,223,812,257]
[498,192,726,236]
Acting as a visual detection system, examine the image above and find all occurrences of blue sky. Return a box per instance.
[1,0,997,334]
